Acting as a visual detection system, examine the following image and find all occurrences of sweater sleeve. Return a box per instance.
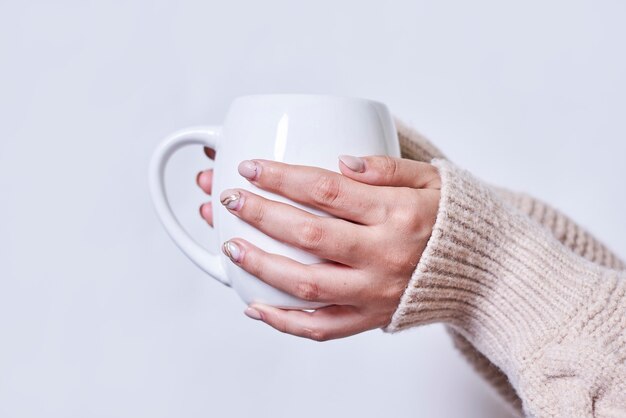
[396,119,625,417]
[384,159,626,417]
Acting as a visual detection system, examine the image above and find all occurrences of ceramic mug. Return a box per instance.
[149,94,400,309]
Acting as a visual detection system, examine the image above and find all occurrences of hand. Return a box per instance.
[196,152,441,341]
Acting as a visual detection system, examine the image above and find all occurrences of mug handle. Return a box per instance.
[149,126,231,287]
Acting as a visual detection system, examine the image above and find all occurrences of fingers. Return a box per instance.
[219,188,369,266]
[222,238,366,304]
[199,202,213,226]
[245,304,368,341]
[197,169,214,225]
[237,159,386,225]
[196,169,213,194]
[338,155,441,189]
[197,147,215,220]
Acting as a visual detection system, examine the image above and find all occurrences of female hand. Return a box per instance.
[196,150,441,341]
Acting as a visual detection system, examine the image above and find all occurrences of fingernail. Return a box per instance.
[244,306,263,321]
[238,160,258,180]
[220,189,242,210]
[338,155,365,173]
[196,171,203,185]
[222,240,241,262]
[199,202,208,217]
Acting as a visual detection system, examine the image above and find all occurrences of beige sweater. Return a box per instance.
[385,121,626,418]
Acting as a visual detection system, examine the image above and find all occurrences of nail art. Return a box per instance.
[338,155,365,173]
[222,240,241,262]
[220,190,241,210]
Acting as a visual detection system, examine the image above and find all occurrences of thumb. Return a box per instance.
[338,155,441,189]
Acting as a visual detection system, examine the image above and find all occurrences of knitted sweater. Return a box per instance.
[385,121,626,418]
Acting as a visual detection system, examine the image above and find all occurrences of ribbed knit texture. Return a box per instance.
[391,119,626,417]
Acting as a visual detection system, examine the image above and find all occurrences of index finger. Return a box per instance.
[237,159,387,225]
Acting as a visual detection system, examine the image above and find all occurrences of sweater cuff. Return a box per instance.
[383,159,602,369]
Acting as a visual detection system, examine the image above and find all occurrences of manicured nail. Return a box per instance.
[238,160,259,180]
[222,240,241,262]
[244,306,263,321]
[196,171,203,185]
[220,189,242,210]
[199,202,208,217]
[338,155,365,173]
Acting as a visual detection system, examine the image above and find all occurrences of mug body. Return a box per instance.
[213,95,399,308]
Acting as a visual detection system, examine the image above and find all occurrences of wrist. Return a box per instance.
[383,159,601,371]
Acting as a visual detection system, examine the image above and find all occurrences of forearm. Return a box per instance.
[397,118,625,270]
[397,119,625,416]
[491,186,625,270]
[385,158,626,416]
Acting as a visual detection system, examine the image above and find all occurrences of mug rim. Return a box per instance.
[232,93,385,107]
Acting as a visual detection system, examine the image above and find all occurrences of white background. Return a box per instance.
[1,1,625,417]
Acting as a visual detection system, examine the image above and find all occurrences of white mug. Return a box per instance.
[149,95,400,309]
